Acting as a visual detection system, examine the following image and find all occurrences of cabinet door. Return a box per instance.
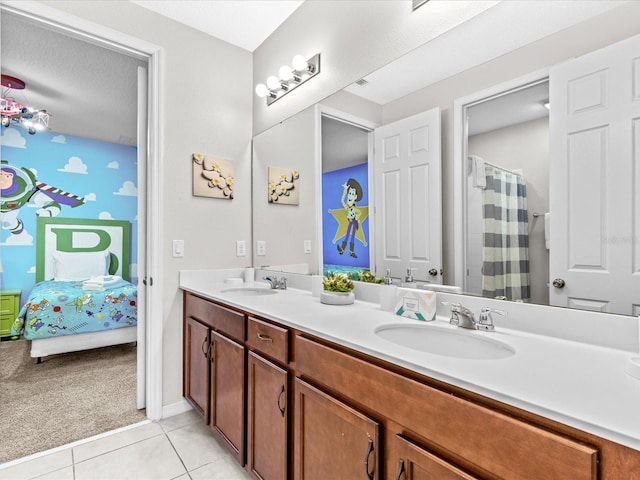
[183,316,210,420]
[210,330,246,465]
[394,435,479,480]
[247,352,288,480]
[294,378,380,480]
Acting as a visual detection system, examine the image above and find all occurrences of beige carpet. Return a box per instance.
[0,338,146,463]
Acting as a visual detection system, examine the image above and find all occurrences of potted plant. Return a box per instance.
[320,272,355,305]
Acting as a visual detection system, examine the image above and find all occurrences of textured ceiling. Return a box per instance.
[1,13,146,146]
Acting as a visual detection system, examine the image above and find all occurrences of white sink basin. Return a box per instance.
[375,324,515,360]
[221,287,279,296]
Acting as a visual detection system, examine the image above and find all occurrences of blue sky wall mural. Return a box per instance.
[1,125,138,303]
[322,162,369,276]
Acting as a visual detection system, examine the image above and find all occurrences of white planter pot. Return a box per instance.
[320,291,355,305]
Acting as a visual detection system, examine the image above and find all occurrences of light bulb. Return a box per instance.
[255,83,269,98]
[279,65,293,82]
[266,76,281,91]
[292,54,308,72]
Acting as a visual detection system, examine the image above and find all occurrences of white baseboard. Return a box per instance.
[162,398,193,419]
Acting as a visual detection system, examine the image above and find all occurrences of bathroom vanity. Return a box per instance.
[181,273,640,479]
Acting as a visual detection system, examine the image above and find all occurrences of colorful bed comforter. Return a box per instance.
[11,280,137,340]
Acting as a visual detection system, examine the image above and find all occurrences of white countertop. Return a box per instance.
[180,271,640,451]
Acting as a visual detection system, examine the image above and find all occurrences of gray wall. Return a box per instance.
[252,0,496,135]
[39,0,253,408]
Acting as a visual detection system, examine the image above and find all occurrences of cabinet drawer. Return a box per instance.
[295,335,598,480]
[247,316,289,365]
[184,293,245,341]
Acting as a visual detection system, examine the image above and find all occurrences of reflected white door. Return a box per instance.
[549,33,640,315]
[373,107,442,283]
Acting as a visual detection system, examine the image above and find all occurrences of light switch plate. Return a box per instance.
[304,239,312,254]
[236,240,246,257]
[173,239,184,258]
[257,240,266,256]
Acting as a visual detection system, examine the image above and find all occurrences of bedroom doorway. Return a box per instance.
[1,1,162,431]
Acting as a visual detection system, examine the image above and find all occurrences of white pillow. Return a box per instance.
[53,251,111,281]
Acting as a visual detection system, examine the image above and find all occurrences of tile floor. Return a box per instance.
[0,410,251,480]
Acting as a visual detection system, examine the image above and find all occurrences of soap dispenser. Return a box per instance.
[403,267,417,288]
[380,269,398,312]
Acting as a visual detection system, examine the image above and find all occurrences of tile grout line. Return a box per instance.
[164,430,191,479]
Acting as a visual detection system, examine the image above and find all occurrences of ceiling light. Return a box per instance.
[256,53,321,106]
[1,74,49,135]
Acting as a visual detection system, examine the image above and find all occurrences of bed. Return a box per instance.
[10,217,138,362]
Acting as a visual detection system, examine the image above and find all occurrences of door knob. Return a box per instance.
[552,278,565,288]
[428,268,438,277]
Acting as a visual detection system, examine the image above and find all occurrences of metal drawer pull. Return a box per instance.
[365,438,374,480]
[277,384,286,417]
[257,332,273,343]
[395,459,405,480]
[201,337,208,358]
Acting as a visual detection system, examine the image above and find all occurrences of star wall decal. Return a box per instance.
[328,206,369,246]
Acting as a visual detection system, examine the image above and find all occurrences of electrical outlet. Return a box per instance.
[304,239,312,254]
[236,240,246,257]
[257,240,266,256]
[173,239,184,258]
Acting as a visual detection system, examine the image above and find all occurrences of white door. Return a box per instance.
[373,107,442,283]
[136,67,148,409]
[549,33,640,315]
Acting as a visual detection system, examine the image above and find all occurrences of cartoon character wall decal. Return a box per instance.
[328,178,369,259]
[1,160,84,238]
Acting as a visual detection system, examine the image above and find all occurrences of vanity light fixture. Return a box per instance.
[255,53,320,106]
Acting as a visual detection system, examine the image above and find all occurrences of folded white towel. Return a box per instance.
[82,285,104,291]
[469,155,486,189]
[82,275,123,290]
[544,212,550,250]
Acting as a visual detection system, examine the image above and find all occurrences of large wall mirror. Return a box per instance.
[252,2,640,317]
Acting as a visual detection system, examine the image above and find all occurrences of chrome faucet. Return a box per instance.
[442,302,477,329]
[441,302,506,331]
[263,275,287,290]
[477,306,506,332]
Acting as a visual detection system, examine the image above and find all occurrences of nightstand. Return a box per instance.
[1,290,21,340]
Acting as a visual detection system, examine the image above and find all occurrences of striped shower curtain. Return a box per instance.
[481,166,531,301]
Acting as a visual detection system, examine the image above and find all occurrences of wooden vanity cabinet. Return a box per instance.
[182,292,247,464]
[183,315,210,420]
[294,378,380,480]
[184,293,640,480]
[246,316,290,480]
[295,334,599,480]
[210,330,246,464]
[392,434,480,480]
[247,351,288,480]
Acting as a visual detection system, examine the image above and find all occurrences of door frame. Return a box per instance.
[452,68,549,292]
[3,1,165,420]
[316,105,378,275]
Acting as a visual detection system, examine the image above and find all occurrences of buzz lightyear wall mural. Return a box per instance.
[322,163,370,276]
[1,160,85,240]
[1,123,138,303]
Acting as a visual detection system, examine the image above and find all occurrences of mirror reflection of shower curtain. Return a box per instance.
[482,165,531,301]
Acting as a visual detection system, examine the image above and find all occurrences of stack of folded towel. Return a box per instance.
[82,275,123,291]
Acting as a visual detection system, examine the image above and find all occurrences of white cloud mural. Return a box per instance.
[99,211,114,220]
[58,156,88,174]
[1,128,27,148]
[107,161,119,169]
[84,192,97,202]
[114,180,138,196]
[51,135,66,144]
